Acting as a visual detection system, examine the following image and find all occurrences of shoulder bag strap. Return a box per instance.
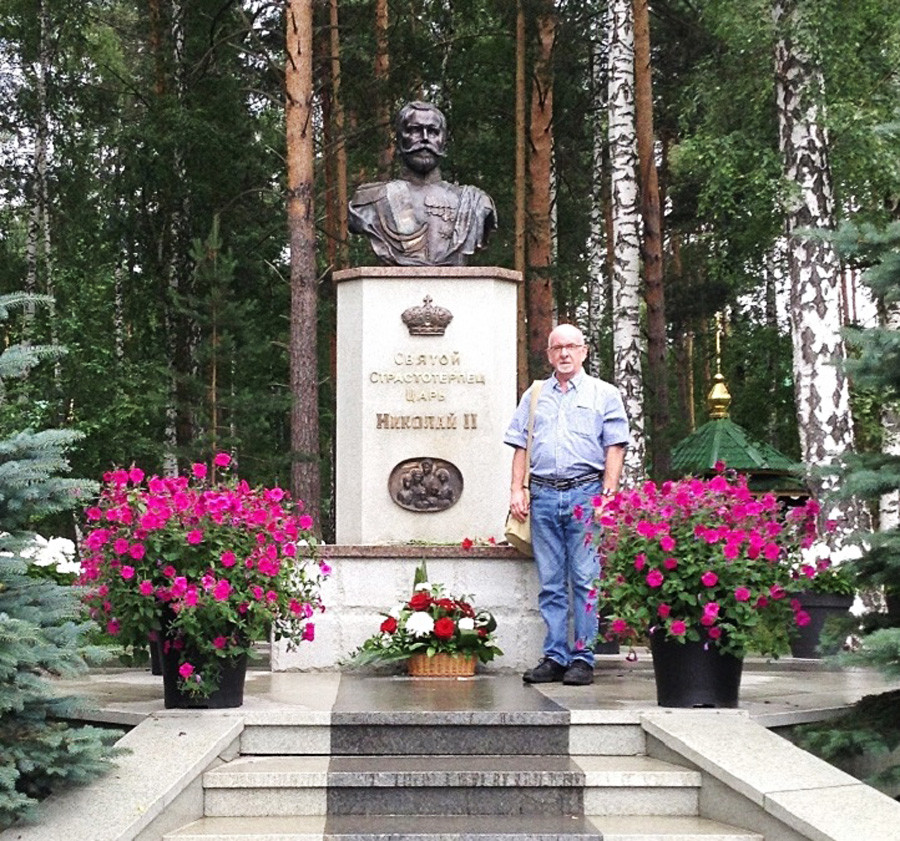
[524,380,544,487]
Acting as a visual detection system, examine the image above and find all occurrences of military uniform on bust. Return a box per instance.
[348,101,496,267]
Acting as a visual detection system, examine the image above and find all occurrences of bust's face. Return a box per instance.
[398,108,446,175]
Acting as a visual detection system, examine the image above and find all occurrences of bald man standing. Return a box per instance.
[504,324,629,685]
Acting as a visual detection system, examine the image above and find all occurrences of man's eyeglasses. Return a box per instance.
[548,343,585,354]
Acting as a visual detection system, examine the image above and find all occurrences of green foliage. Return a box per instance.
[793,689,900,797]
[0,292,118,829]
[0,0,899,531]
[832,217,900,624]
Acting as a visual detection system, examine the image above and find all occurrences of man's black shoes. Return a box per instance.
[562,659,594,686]
[522,657,567,683]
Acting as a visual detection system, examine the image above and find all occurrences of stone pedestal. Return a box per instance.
[334,266,521,545]
[271,546,544,673]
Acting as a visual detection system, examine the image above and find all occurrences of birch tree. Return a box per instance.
[774,0,865,534]
[607,0,645,485]
[586,20,607,372]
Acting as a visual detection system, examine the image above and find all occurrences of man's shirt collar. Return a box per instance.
[551,369,586,392]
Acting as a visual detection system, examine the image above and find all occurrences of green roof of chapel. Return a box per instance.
[670,369,808,495]
[671,416,801,475]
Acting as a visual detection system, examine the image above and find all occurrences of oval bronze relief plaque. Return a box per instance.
[389,457,463,513]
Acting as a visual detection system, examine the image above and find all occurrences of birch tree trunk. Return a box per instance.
[286,0,322,531]
[607,0,645,486]
[526,0,557,374]
[774,0,865,536]
[587,24,607,375]
[633,0,668,479]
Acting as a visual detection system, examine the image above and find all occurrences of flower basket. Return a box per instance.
[407,652,477,677]
[345,561,502,671]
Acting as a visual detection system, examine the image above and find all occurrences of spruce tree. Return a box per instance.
[0,293,118,829]
[832,212,900,673]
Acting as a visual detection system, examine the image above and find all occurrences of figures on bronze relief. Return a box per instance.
[389,457,463,513]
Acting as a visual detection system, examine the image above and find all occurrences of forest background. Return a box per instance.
[2,0,899,543]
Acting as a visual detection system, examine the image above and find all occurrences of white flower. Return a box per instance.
[405,611,435,637]
[458,617,475,632]
[21,535,81,575]
[414,581,431,592]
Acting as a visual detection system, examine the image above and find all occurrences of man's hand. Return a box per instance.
[509,486,529,522]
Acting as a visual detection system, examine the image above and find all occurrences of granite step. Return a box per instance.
[164,813,762,841]
[575,755,700,816]
[589,815,764,841]
[203,754,583,817]
[165,813,603,840]
[201,754,700,819]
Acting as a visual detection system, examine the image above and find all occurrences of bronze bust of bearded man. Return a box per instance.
[348,101,497,266]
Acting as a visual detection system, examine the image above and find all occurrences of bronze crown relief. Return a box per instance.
[401,295,454,336]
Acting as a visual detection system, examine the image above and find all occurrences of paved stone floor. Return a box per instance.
[55,654,900,729]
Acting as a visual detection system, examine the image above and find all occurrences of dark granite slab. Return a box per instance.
[330,675,571,757]
[323,813,602,840]
[332,675,569,725]
[326,784,584,817]
[328,754,584,786]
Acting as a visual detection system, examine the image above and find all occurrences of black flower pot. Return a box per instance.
[649,629,743,708]
[160,647,248,709]
[790,591,854,659]
[148,639,163,676]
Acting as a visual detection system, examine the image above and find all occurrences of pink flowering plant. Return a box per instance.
[590,468,826,658]
[346,562,502,667]
[78,454,329,698]
[791,542,857,596]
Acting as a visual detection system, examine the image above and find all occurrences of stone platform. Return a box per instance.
[7,659,900,841]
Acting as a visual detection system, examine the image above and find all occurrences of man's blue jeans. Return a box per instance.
[529,479,601,667]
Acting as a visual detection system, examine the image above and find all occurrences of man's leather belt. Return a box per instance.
[530,473,600,491]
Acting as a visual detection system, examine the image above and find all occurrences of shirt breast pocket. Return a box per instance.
[569,406,598,440]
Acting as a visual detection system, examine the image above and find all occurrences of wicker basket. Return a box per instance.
[407,653,477,677]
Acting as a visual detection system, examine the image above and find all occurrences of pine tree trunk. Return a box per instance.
[774,0,865,536]
[286,0,322,532]
[328,0,349,270]
[374,0,393,179]
[515,0,528,392]
[526,0,557,376]
[607,0,645,486]
[633,0,668,479]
